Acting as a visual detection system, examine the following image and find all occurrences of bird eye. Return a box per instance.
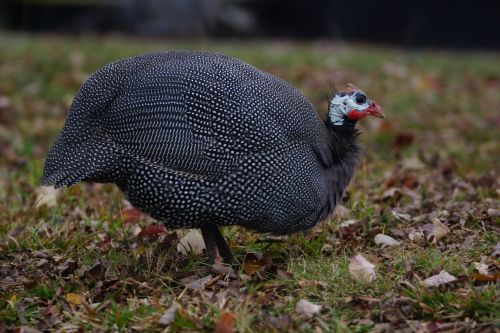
[355,93,367,104]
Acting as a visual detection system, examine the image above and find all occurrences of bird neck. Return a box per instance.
[325,120,361,164]
[315,120,361,223]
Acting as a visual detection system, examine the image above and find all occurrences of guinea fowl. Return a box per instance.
[41,51,384,264]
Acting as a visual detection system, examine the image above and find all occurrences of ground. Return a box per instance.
[0,34,498,332]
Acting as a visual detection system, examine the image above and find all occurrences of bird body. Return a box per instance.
[42,51,383,261]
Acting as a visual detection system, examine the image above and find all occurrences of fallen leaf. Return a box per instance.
[214,311,235,333]
[33,250,49,259]
[392,210,411,223]
[461,235,476,249]
[137,224,166,237]
[65,293,83,305]
[158,303,180,326]
[277,269,293,279]
[295,299,322,318]
[393,133,414,150]
[349,255,376,282]
[121,206,143,224]
[472,273,500,282]
[242,253,271,275]
[335,205,350,218]
[176,229,206,255]
[487,208,500,217]
[84,260,106,281]
[16,301,26,325]
[36,259,49,268]
[374,234,401,247]
[35,186,59,208]
[492,243,500,258]
[402,157,424,170]
[261,313,290,331]
[211,264,236,278]
[473,262,489,275]
[431,218,450,243]
[19,327,42,333]
[340,219,358,228]
[7,226,24,238]
[402,174,419,189]
[185,275,212,290]
[0,95,11,109]
[298,279,328,289]
[382,187,402,201]
[57,259,78,276]
[132,225,142,236]
[422,271,457,287]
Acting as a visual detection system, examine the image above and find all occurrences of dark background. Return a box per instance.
[1,0,500,49]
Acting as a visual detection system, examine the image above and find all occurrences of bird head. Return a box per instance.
[328,83,385,126]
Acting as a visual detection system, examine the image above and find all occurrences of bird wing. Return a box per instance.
[100,52,262,179]
[42,51,332,188]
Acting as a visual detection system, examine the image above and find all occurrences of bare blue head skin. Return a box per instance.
[328,84,385,126]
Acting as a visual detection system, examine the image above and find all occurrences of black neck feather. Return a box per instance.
[325,120,361,164]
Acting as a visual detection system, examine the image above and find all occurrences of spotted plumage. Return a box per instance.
[42,51,384,262]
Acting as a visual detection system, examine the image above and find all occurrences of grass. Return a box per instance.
[0,33,499,332]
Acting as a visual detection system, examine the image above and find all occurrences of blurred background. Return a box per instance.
[1,0,499,49]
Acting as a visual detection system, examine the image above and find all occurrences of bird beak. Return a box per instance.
[365,101,385,118]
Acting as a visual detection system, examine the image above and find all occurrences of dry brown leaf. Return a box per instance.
[422,271,457,287]
[177,229,206,255]
[492,243,500,257]
[298,279,328,289]
[487,208,500,217]
[121,206,143,224]
[211,264,236,277]
[84,260,106,281]
[65,293,83,305]
[392,210,411,223]
[295,299,322,318]
[382,187,402,201]
[472,273,500,282]
[19,327,42,333]
[214,311,235,333]
[185,275,212,290]
[431,218,450,243]
[137,224,167,237]
[393,133,414,150]
[277,269,293,279]
[340,219,358,228]
[158,303,180,326]
[335,205,350,218]
[374,234,401,247]
[473,262,489,275]
[132,225,142,236]
[349,255,376,282]
[35,186,59,208]
[242,253,271,275]
[57,259,78,276]
[402,157,424,170]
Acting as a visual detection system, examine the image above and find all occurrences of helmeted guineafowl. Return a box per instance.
[41,51,384,264]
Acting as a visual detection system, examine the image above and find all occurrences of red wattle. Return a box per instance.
[347,109,367,121]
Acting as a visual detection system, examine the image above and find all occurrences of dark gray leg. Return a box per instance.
[200,225,233,264]
[212,227,234,264]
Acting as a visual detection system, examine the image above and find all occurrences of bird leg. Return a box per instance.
[200,225,233,264]
[212,226,234,264]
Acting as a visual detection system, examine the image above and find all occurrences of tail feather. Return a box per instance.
[41,138,122,188]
